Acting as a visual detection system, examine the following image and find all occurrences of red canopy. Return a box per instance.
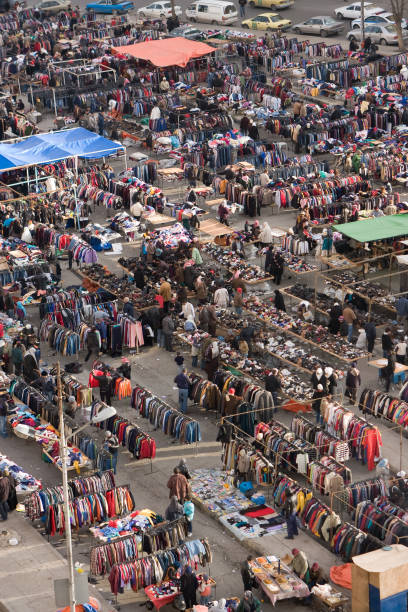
[112,37,215,68]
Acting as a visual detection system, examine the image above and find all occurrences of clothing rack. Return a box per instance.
[91,401,156,466]
[132,382,201,445]
[290,414,351,462]
[89,517,188,576]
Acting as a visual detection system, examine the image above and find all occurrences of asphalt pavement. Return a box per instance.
[27,0,400,44]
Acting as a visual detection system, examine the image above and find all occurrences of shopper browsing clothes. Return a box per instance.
[167,468,189,503]
[345,362,361,405]
[283,489,299,540]
[104,431,119,474]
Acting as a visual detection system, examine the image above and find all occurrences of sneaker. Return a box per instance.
[284,536,294,540]
[187,532,192,537]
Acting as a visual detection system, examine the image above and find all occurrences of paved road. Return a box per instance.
[27,0,402,42]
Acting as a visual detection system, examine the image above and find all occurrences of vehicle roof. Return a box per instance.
[189,0,236,4]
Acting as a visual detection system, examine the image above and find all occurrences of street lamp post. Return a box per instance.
[56,362,116,612]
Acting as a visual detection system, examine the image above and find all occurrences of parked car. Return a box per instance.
[137,1,181,17]
[334,2,384,20]
[351,12,407,29]
[37,0,71,13]
[248,0,294,9]
[168,24,207,38]
[86,0,133,12]
[242,12,291,29]
[185,0,237,25]
[292,15,344,36]
[347,23,408,44]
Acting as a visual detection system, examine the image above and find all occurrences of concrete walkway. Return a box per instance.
[0,513,113,612]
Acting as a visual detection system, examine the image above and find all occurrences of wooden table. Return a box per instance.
[368,359,408,375]
[312,591,349,611]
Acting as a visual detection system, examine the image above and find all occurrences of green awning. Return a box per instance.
[333,214,408,243]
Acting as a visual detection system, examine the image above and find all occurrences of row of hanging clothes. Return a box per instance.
[39,320,81,356]
[323,403,382,470]
[90,517,189,576]
[221,437,275,485]
[108,177,164,210]
[25,471,116,520]
[91,402,156,460]
[44,485,135,536]
[108,538,212,594]
[39,290,116,318]
[76,184,123,210]
[131,384,201,444]
[307,457,352,496]
[254,420,314,475]
[290,415,350,462]
[91,360,132,399]
[339,478,388,511]
[188,373,222,412]
[64,414,112,471]
[117,313,145,350]
[359,388,408,430]
[354,500,408,544]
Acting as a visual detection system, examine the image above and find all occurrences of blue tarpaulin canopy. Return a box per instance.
[0,127,124,171]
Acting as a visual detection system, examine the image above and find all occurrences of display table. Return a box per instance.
[144,583,179,611]
[368,359,408,383]
[250,556,310,606]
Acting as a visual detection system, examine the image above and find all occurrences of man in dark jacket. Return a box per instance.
[162,313,175,352]
[174,368,190,413]
[365,320,377,354]
[85,327,100,362]
[240,555,255,591]
[93,371,112,405]
[123,297,135,318]
[265,368,281,411]
[382,327,393,358]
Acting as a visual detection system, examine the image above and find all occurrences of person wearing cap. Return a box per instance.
[309,562,327,587]
[104,431,119,474]
[290,548,310,583]
[237,590,261,612]
[159,76,169,93]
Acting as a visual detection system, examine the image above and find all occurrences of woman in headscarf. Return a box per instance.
[259,221,274,246]
[237,591,261,612]
[180,566,198,609]
[165,495,184,522]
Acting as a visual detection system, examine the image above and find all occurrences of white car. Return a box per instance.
[334,2,384,20]
[137,1,182,18]
[351,12,407,29]
[347,23,408,44]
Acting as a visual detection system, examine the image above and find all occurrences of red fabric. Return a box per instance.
[330,564,352,590]
[282,399,312,413]
[88,370,104,387]
[244,507,276,518]
[363,428,382,471]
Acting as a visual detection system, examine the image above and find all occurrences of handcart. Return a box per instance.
[144,583,180,611]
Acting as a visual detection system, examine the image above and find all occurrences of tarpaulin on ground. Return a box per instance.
[0,128,124,172]
[334,215,408,243]
[112,37,215,67]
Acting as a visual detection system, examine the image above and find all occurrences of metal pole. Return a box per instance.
[52,88,58,118]
[401,425,403,473]
[361,0,365,45]
[57,362,76,612]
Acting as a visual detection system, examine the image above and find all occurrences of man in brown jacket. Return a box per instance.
[159,277,172,312]
[342,304,356,342]
[167,467,189,503]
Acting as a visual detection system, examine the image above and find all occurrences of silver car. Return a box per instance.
[292,15,344,36]
[347,23,408,45]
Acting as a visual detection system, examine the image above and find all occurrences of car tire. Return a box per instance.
[337,12,343,19]
[249,0,255,5]
[293,26,301,32]
[211,19,217,23]
[320,29,328,36]
[139,11,145,16]
[348,33,355,40]
[190,16,196,20]
[160,12,165,16]
[380,37,388,45]
[352,23,359,28]
[242,23,249,27]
